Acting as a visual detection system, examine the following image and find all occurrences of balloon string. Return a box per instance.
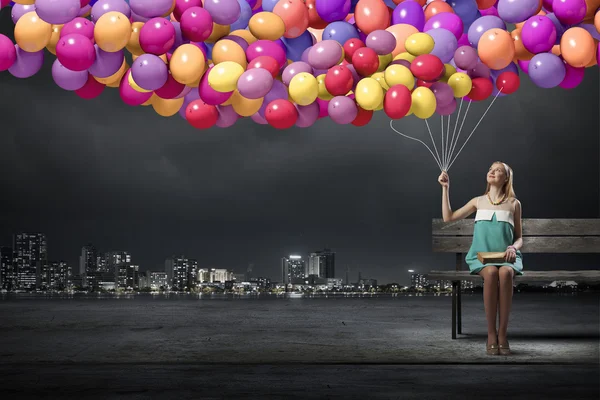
[440,115,445,171]
[445,114,451,169]
[448,87,504,171]
[424,119,443,169]
[390,120,443,171]
[447,99,471,171]
[447,98,464,170]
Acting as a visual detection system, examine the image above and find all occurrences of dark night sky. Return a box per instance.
[0,9,598,285]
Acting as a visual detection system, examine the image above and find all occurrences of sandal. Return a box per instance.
[498,341,511,355]
[486,339,499,355]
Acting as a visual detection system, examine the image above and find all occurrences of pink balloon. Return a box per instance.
[558,61,584,89]
[180,6,213,42]
[479,7,499,17]
[0,34,16,71]
[155,73,187,98]
[317,98,329,118]
[251,112,268,124]
[174,0,202,20]
[75,73,105,99]
[518,59,530,74]
[295,102,319,127]
[60,18,95,41]
[56,33,96,71]
[457,33,470,47]
[246,40,287,68]
[119,69,153,105]
[198,66,233,105]
[139,17,176,55]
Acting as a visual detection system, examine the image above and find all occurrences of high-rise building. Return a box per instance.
[308,248,335,279]
[198,268,233,283]
[187,259,198,289]
[79,244,97,289]
[115,263,139,289]
[281,255,305,285]
[0,247,15,290]
[165,256,194,291]
[13,233,48,290]
[411,273,428,289]
[48,261,72,290]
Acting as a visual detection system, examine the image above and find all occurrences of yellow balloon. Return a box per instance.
[384,64,415,90]
[248,12,286,41]
[14,11,52,53]
[410,87,436,119]
[126,22,145,56]
[355,78,384,111]
[206,23,230,43]
[316,74,333,100]
[440,64,457,83]
[94,11,131,52]
[230,29,258,44]
[208,61,245,92]
[170,43,206,85]
[212,39,248,68]
[447,72,472,97]
[46,24,63,55]
[128,72,153,93]
[371,72,389,90]
[288,72,318,106]
[405,33,435,56]
[374,94,385,111]
[393,52,416,62]
[231,91,264,116]
[152,97,184,117]
[377,54,393,72]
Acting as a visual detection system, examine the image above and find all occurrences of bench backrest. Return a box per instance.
[432,219,600,253]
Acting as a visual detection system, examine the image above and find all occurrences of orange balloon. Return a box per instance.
[585,0,600,19]
[248,12,286,40]
[206,23,230,43]
[386,24,419,57]
[273,0,309,39]
[551,44,561,56]
[355,0,390,35]
[126,22,145,56]
[594,9,600,33]
[94,11,131,52]
[476,0,496,9]
[46,24,63,55]
[211,39,247,68]
[424,1,454,21]
[586,40,598,67]
[478,29,515,70]
[14,11,52,53]
[230,29,258,44]
[511,28,533,61]
[13,0,35,4]
[170,43,206,84]
[152,97,184,117]
[231,91,263,116]
[560,27,595,67]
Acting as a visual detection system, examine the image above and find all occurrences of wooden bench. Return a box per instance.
[427,218,600,339]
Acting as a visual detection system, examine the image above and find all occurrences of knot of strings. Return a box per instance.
[390,87,503,172]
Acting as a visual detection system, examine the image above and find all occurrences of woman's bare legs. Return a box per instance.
[497,266,514,344]
[478,266,500,344]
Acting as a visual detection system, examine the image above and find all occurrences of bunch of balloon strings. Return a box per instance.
[390,87,504,172]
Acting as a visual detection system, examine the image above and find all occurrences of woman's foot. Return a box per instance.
[486,334,499,355]
[498,336,510,355]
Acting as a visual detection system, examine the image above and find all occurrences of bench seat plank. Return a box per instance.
[427,270,600,283]
[432,236,600,253]
[432,219,600,236]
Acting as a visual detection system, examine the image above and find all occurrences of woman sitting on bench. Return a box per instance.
[438,161,523,356]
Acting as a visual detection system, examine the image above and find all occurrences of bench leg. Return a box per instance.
[452,281,457,339]
[457,281,462,335]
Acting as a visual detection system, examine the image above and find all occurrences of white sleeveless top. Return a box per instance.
[474,195,516,227]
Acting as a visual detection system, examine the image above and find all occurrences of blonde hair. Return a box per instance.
[484,161,516,201]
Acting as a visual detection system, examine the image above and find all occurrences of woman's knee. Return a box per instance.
[499,266,514,282]
[479,266,499,281]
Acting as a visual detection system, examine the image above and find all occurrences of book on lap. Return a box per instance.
[477,252,506,264]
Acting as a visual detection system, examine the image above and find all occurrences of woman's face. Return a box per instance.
[487,163,507,185]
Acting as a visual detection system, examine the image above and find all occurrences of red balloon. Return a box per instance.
[410,54,445,81]
[351,47,379,76]
[325,65,354,96]
[186,100,219,129]
[468,77,493,101]
[352,106,373,126]
[266,99,298,129]
[384,84,412,119]
[247,55,280,78]
[495,71,520,94]
[344,38,365,63]
[155,73,186,99]
[75,73,105,99]
[306,0,328,29]
[416,79,434,88]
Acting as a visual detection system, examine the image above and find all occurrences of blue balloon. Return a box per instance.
[230,0,252,31]
[322,21,359,45]
[449,0,479,21]
[281,31,314,62]
[467,15,506,47]
[462,11,481,34]
[261,0,279,12]
[205,42,214,60]
[383,0,397,8]
[350,0,360,13]
[545,13,567,45]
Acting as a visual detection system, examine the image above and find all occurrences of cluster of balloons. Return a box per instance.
[0,0,598,129]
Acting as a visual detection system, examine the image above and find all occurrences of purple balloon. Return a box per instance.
[307,40,343,69]
[467,15,506,47]
[282,61,313,85]
[251,112,268,124]
[169,22,189,53]
[469,62,491,79]
[521,16,556,54]
[237,68,274,99]
[35,0,80,24]
[131,10,150,22]
[174,85,192,99]
[8,45,44,78]
[346,64,360,89]
[179,88,201,118]
[366,30,396,55]
[300,46,312,64]
[390,59,411,69]
[315,0,351,23]
[427,28,457,64]
[392,0,425,31]
[528,52,565,88]
[457,33,470,47]
[453,46,478,70]
[88,45,124,77]
[131,54,169,91]
[222,35,249,51]
[61,17,95,41]
[258,79,288,117]
[204,0,241,25]
[52,59,88,90]
[552,0,586,25]
[497,0,539,23]
[199,66,234,105]
[129,0,173,18]
[544,13,566,44]
[559,61,584,89]
[424,12,464,40]
[216,105,239,127]
[576,23,600,41]
[11,4,36,24]
[430,82,454,107]
[328,96,357,124]
[436,97,457,116]
[79,4,92,17]
[490,61,519,80]
[295,102,320,127]
[91,0,131,22]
